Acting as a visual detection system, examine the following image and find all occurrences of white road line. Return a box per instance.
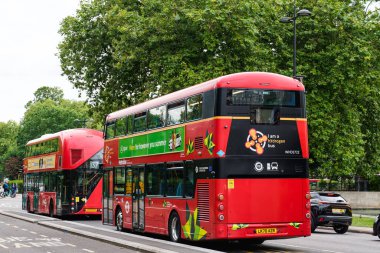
[30,231,37,234]
[22,228,28,231]
[40,235,48,237]
[82,249,95,253]
[13,226,18,228]
[270,242,344,253]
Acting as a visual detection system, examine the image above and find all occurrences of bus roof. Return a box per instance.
[26,128,103,146]
[106,72,304,122]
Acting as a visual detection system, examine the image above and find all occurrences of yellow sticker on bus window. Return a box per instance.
[228,179,234,189]
[75,197,80,203]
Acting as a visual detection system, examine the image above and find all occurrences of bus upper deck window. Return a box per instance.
[186,94,202,121]
[167,101,185,126]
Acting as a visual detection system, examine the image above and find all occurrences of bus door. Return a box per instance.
[132,166,145,231]
[103,169,113,225]
[32,174,40,211]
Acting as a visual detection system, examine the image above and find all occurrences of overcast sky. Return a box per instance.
[0,0,81,123]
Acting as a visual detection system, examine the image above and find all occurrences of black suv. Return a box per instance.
[372,213,380,239]
[310,192,352,234]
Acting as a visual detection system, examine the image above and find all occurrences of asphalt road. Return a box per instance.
[0,214,138,253]
[1,195,379,253]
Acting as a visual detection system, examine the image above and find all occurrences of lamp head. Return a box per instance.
[280,17,293,23]
[297,9,311,17]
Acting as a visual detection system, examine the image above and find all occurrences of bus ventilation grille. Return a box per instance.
[197,183,210,221]
[194,137,203,150]
[71,149,83,164]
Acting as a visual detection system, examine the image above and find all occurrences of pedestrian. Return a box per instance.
[11,183,17,195]
[3,179,9,196]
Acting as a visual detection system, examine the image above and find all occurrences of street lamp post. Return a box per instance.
[280,4,311,79]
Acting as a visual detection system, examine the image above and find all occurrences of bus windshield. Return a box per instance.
[226,89,299,107]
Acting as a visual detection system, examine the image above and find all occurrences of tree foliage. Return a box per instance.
[0,121,19,180]
[25,86,64,108]
[17,99,90,150]
[58,0,380,188]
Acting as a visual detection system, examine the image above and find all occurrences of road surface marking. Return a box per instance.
[30,231,37,234]
[270,242,344,253]
[83,249,95,253]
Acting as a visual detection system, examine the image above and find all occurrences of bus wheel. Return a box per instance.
[116,209,124,231]
[168,212,181,242]
[49,200,54,217]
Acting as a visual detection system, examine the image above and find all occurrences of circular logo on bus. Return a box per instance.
[254,162,264,172]
[125,201,130,214]
[245,128,268,155]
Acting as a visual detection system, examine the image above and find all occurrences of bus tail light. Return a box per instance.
[218,194,224,201]
[306,212,311,219]
[305,193,311,199]
[218,214,225,221]
[218,204,224,211]
[306,202,310,209]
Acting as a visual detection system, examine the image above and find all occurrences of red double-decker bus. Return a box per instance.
[102,72,311,243]
[22,129,103,217]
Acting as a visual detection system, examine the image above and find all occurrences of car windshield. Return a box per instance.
[318,193,346,203]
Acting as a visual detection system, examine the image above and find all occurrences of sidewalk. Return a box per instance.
[0,210,222,253]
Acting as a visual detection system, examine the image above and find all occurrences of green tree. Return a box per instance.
[0,121,19,179]
[17,99,90,150]
[58,0,380,188]
[25,86,64,108]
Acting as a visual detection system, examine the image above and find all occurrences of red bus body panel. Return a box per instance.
[104,72,310,241]
[23,129,104,216]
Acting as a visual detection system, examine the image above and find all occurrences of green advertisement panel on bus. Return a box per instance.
[119,127,185,158]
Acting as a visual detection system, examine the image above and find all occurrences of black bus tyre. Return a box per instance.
[116,209,124,231]
[333,225,349,234]
[311,213,317,233]
[168,212,181,242]
[49,200,54,217]
[377,223,380,239]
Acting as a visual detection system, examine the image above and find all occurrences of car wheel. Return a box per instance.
[311,213,317,233]
[333,225,349,234]
[116,209,124,231]
[168,212,181,242]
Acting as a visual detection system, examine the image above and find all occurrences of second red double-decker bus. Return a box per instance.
[22,128,103,217]
[102,72,311,243]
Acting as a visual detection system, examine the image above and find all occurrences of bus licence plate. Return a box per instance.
[256,228,277,234]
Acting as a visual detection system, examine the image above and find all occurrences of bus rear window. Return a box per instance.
[227,89,298,107]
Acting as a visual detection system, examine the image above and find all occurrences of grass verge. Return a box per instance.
[352,216,375,228]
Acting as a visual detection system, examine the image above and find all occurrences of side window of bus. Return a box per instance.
[184,162,195,198]
[134,112,146,132]
[125,168,132,195]
[186,94,203,121]
[146,164,165,196]
[106,121,116,139]
[147,106,166,129]
[167,101,185,126]
[127,116,133,135]
[166,162,184,197]
[114,167,125,194]
[115,118,127,137]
